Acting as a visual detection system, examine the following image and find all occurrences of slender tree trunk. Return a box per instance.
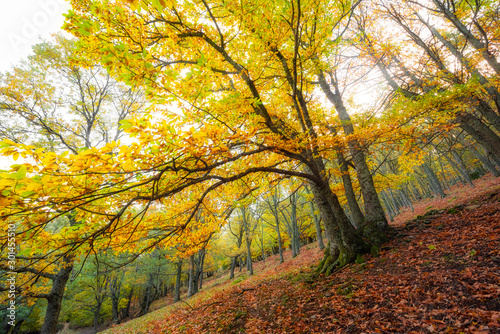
[242,208,254,276]
[229,256,238,279]
[289,193,300,257]
[380,192,395,222]
[437,157,452,190]
[308,199,325,250]
[174,260,182,302]
[122,288,133,319]
[469,145,500,177]
[401,187,414,212]
[270,190,284,263]
[336,149,365,227]
[422,163,446,198]
[451,150,474,186]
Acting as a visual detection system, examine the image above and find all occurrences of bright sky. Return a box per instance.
[0,0,70,72]
[0,0,69,169]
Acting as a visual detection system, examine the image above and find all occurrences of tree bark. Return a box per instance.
[336,149,365,228]
[317,72,389,245]
[229,255,238,280]
[422,163,446,198]
[469,145,500,177]
[174,260,182,302]
[307,198,325,250]
[40,257,73,334]
[309,176,369,272]
[242,207,254,276]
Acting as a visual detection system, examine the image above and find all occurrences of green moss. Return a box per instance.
[337,282,356,298]
[370,245,380,257]
[355,253,366,264]
[231,274,248,285]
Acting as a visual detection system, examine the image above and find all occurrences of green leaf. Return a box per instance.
[15,165,27,180]
[21,191,37,198]
[119,119,133,130]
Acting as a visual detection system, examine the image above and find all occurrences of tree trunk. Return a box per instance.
[308,199,325,250]
[229,256,238,279]
[242,208,254,276]
[309,177,369,273]
[109,272,123,324]
[122,288,133,319]
[457,113,500,162]
[197,248,205,290]
[187,255,198,297]
[469,145,500,177]
[288,193,301,258]
[422,163,446,198]
[380,192,395,222]
[337,149,365,228]
[40,257,73,334]
[318,74,389,244]
[270,189,285,263]
[174,260,182,302]
[451,150,474,187]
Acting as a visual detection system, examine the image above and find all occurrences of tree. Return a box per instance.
[0,35,143,334]
[60,0,379,267]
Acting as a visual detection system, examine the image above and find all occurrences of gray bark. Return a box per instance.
[309,175,369,268]
[336,149,365,228]
[307,198,325,250]
[469,145,500,177]
[40,257,73,334]
[430,0,500,74]
[451,150,474,186]
[422,163,446,198]
[174,260,182,302]
[317,72,389,242]
[241,207,254,276]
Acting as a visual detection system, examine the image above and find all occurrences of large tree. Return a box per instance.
[0,35,143,334]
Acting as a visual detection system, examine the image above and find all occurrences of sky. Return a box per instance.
[0,0,70,72]
[0,0,69,168]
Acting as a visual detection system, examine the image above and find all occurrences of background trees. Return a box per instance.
[0,0,498,332]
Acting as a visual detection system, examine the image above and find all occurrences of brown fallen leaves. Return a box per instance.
[144,180,500,333]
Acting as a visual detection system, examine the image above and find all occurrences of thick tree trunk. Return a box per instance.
[318,74,389,245]
[40,257,73,334]
[309,177,369,273]
[457,113,500,162]
[197,248,205,290]
[187,255,198,297]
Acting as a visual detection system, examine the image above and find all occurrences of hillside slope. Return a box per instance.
[103,176,500,334]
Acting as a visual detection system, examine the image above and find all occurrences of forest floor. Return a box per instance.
[90,175,500,334]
